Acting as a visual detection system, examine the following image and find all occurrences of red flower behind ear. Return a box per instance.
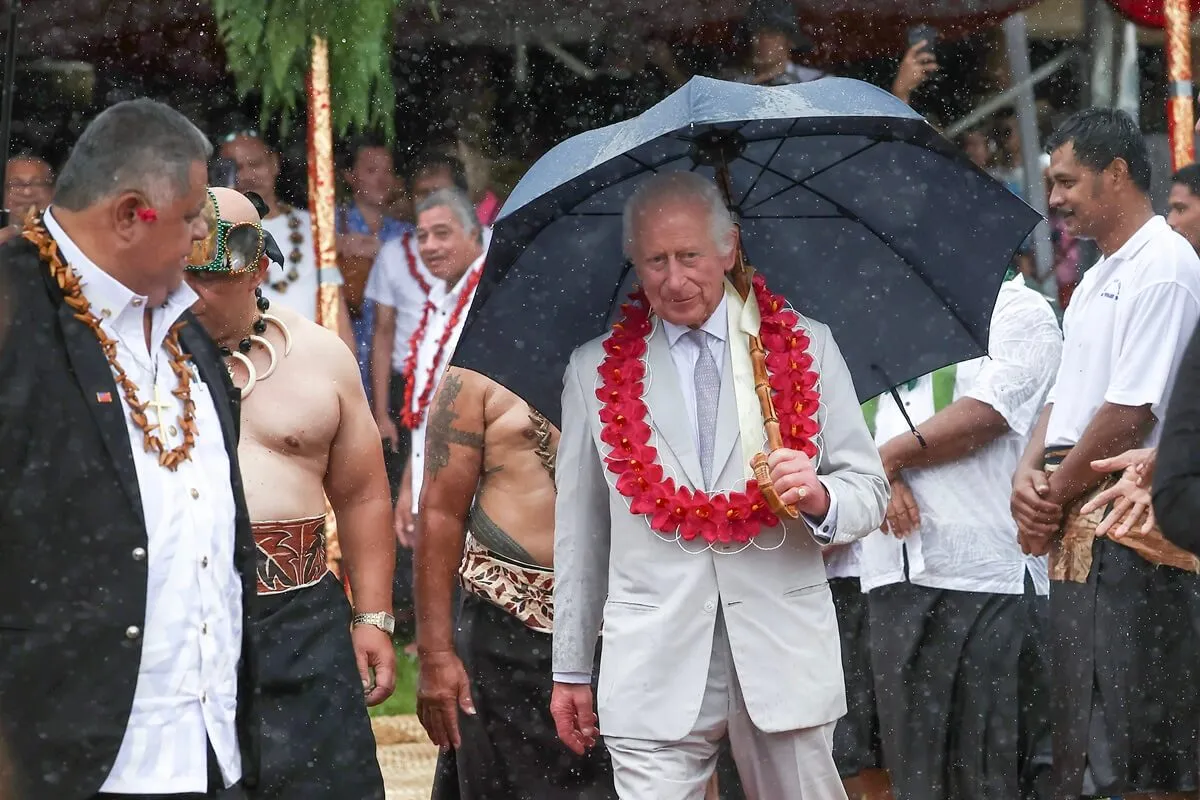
[136,207,158,223]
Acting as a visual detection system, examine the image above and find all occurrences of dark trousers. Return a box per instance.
[432,593,617,799]
[386,371,415,633]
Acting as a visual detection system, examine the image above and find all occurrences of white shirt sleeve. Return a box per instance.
[1106,282,1200,412]
[364,241,399,309]
[552,672,593,684]
[965,293,1063,437]
[804,484,839,544]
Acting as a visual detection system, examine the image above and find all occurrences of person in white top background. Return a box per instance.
[399,189,487,541]
[859,270,1062,800]
[218,129,354,353]
[1011,108,1200,800]
[0,99,260,800]
[365,153,471,479]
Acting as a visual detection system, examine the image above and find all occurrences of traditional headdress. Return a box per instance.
[186,188,284,274]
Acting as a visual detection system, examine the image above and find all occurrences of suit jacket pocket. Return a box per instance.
[782,581,829,599]
[604,598,659,612]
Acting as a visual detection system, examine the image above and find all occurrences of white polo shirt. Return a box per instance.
[1045,216,1200,448]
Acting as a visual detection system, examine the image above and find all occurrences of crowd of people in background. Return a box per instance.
[6,16,1200,797]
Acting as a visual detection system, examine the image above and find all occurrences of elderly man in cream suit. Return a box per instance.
[549,171,888,800]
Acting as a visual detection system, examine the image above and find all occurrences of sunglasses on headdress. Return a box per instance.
[187,189,266,275]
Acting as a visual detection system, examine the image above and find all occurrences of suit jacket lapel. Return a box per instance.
[179,320,240,457]
[55,302,146,526]
[645,322,706,489]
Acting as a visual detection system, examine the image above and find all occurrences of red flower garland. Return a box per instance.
[402,232,432,294]
[401,264,484,428]
[599,274,821,544]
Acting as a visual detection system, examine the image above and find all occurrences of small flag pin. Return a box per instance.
[96,392,113,404]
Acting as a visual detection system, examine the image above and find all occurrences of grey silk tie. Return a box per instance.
[687,329,720,489]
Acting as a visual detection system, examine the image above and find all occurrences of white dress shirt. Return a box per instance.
[409,255,487,514]
[45,211,243,793]
[366,227,493,374]
[260,208,344,323]
[1045,216,1200,448]
[858,277,1063,595]
[365,232,436,374]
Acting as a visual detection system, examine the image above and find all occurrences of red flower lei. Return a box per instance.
[402,232,431,294]
[599,274,821,544]
[401,264,484,428]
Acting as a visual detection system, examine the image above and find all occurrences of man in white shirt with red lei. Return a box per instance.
[1012,108,1200,800]
[367,152,489,492]
[859,269,1062,800]
[398,188,486,541]
[0,99,259,799]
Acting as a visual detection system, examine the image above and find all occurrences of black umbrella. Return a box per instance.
[453,75,1041,427]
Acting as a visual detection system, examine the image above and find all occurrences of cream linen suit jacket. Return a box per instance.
[552,314,888,742]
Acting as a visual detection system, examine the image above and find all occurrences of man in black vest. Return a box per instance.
[0,99,259,799]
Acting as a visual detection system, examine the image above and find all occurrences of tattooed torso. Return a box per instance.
[425,370,560,567]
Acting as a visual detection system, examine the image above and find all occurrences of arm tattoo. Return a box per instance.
[426,373,485,481]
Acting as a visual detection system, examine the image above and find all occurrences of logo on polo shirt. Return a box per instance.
[1100,279,1121,300]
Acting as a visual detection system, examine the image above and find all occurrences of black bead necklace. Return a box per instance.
[219,288,272,358]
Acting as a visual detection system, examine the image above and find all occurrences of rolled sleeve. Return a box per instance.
[1106,282,1200,413]
[965,293,1063,438]
[364,241,399,309]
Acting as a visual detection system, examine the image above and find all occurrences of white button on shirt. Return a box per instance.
[45,211,243,794]
[1045,216,1200,448]
[408,255,487,514]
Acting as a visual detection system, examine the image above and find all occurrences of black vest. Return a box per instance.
[0,238,260,799]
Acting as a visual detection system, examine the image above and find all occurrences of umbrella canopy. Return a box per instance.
[453,76,1041,427]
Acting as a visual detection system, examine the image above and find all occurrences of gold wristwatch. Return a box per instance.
[351,611,395,635]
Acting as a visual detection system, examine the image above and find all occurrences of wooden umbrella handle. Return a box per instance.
[752,454,802,518]
[749,334,801,519]
[726,206,800,520]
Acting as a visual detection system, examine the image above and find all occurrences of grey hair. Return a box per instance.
[54,98,212,211]
[416,187,482,243]
[622,172,736,259]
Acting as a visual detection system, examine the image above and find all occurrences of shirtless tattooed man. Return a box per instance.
[414,366,617,800]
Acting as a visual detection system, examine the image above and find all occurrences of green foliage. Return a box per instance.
[210,0,403,138]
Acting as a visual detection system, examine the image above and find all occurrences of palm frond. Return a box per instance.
[211,0,405,138]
